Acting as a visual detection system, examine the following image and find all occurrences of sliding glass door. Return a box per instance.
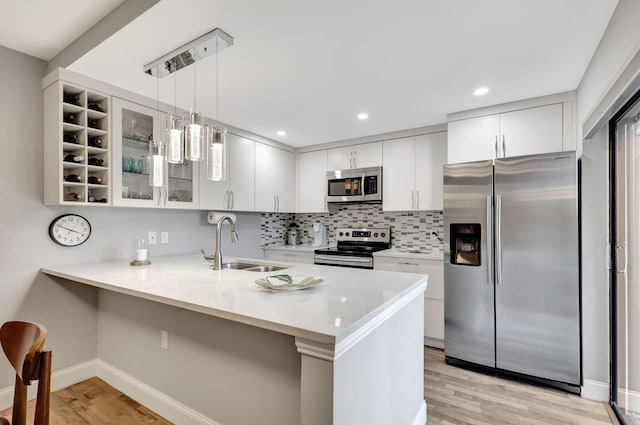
[611,91,640,425]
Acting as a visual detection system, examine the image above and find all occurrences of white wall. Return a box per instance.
[0,44,264,389]
[577,0,640,394]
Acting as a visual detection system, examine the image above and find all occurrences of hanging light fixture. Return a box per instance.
[207,34,227,181]
[149,67,168,205]
[167,66,184,164]
[143,28,234,165]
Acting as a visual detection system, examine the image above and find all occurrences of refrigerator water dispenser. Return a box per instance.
[450,223,481,266]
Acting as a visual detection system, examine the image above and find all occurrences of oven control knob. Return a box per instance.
[374,232,379,237]
[345,232,350,237]
[339,232,344,236]
[381,232,386,237]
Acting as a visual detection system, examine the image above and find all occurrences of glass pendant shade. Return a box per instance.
[149,138,168,188]
[167,114,184,164]
[185,112,204,161]
[206,126,227,181]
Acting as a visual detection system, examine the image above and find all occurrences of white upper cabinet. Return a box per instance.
[447,115,499,164]
[447,99,570,164]
[327,141,382,170]
[199,133,255,211]
[498,103,563,158]
[415,132,447,211]
[298,150,328,213]
[112,99,199,209]
[254,143,296,212]
[383,132,447,211]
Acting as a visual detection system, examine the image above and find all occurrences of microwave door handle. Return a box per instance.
[486,195,493,285]
[361,173,365,196]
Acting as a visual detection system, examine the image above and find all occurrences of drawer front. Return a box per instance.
[264,250,314,264]
[374,257,443,300]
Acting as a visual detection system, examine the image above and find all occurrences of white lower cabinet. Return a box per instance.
[263,249,315,264]
[374,256,444,347]
[254,143,296,212]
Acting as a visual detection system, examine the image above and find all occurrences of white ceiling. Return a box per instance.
[9,0,620,147]
[0,0,125,61]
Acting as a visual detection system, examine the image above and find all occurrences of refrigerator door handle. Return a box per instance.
[486,195,493,285]
[496,194,503,285]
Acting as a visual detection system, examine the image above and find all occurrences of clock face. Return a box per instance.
[49,214,91,247]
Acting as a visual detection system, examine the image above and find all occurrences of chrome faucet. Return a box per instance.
[213,215,239,270]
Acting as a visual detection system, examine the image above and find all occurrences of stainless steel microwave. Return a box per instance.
[326,166,382,204]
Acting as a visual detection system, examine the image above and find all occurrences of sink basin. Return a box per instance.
[219,261,289,272]
[244,265,288,272]
[220,262,261,270]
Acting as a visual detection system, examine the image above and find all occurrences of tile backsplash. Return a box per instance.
[261,204,443,252]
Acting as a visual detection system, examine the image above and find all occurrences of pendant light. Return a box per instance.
[185,52,204,161]
[149,67,168,205]
[142,28,234,167]
[167,68,184,164]
[207,35,227,181]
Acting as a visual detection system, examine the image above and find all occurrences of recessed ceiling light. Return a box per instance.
[357,112,369,120]
[474,87,490,96]
[277,130,286,136]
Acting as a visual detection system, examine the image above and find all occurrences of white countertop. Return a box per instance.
[41,254,427,345]
[374,248,444,261]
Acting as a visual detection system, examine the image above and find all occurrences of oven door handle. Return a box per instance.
[314,255,372,263]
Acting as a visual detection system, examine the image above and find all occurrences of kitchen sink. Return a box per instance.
[220,262,262,270]
[220,261,289,272]
[244,265,288,272]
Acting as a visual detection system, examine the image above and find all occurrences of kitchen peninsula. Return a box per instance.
[41,255,427,425]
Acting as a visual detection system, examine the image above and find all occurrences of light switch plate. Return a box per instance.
[161,231,169,244]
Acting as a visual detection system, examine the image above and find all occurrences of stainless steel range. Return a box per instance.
[314,227,390,269]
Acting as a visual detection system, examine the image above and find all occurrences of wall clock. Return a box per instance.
[48,214,91,247]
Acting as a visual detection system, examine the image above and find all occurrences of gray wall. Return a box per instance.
[577,0,640,388]
[0,45,263,388]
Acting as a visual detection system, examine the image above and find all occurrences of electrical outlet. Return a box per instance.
[148,231,157,245]
[161,231,169,244]
[161,330,169,350]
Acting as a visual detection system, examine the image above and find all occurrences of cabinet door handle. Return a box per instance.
[224,190,229,209]
[416,190,420,210]
[494,136,498,158]
[230,190,235,210]
[502,135,506,157]
[398,262,419,266]
[277,195,280,212]
[273,195,277,212]
[353,151,358,168]
[349,152,354,168]
[411,190,415,210]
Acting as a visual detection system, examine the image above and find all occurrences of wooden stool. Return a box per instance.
[0,321,51,425]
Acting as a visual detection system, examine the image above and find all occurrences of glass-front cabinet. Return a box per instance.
[112,98,198,208]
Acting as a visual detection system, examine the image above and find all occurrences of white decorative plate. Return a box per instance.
[255,275,324,291]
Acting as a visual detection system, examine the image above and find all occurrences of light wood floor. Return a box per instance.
[425,347,616,425]
[0,377,172,425]
[0,348,618,424]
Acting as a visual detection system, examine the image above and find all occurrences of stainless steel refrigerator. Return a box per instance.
[443,151,580,390]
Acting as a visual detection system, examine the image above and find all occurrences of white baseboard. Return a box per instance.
[412,400,427,425]
[0,359,98,410]
[0,359,218,425]
[582,379,609,401]
[424,337,444,349]
[95,360,220,425]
